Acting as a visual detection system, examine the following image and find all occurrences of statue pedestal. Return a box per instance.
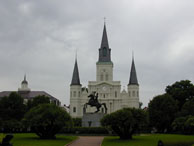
[82,113,105,127]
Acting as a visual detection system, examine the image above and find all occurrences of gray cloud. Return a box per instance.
[0,0,194,107]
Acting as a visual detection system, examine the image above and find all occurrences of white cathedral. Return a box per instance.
[69,24,140,118]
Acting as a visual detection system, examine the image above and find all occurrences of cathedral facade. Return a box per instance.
[69,24,139,118]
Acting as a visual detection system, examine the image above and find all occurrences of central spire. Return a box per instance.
[100,23,109,48]
[98,23,111,62]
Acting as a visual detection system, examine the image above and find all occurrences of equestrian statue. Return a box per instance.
[84,92,107,113]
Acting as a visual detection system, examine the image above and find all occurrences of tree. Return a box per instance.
[171,117,187,134]
[184,116,194,134]
[27,95,50,110]
[0,92,26,121]
[23,104,71,139]
[180,98,194,117]
[165,80,194,110]
[0,92,26,132]
[148,94,178,132]
[101,108,147,139]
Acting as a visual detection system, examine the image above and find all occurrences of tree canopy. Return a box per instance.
[27,95,50,110]
[23,104,71,139]
[148,94,178,132]
[101,108,147,139]
[165,80,194,110]
[0,92,26,121]
[0,92,26,132]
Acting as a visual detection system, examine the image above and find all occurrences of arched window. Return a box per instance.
[129,91,131,97]
[115,91,117,97]
[103,47,107,56]
[100,74,103,81]
[133,91,135,97]
[78,91,80,97]
[73,91,76,97]
[106,74,108,81]
[73,107,76,113]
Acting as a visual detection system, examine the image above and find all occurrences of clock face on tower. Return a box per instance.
[102,86,107,91]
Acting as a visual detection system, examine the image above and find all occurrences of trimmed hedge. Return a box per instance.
[61,127,109,134]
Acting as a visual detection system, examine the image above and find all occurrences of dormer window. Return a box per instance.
[103,47,107,56]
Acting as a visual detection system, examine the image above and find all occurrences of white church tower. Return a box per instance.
[69,58,82,117]
[18,75,31,92]
[69,23,140,118]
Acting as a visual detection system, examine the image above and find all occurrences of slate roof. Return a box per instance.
[101,24,109,48]
[129,58,139,85]
[98,24,111,62]
[71,59,81,86]
[0,91,59,102]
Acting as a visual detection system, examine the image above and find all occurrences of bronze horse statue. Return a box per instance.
[84,92,107,113]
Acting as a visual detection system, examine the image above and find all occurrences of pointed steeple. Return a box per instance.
[22,74,28,84]
[101,22,109,48]
[128,54,139,85]
[71,58,81,86]
[98,22,111,62]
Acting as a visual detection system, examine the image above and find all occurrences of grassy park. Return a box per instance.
[102,134,194,146]
[0,133,77,146]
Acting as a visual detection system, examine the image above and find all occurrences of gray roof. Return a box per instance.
[0,91,59,101]
[71,59,81,86]
[98,24,111,62]
[129,58,139,85]
[101,24,109,48]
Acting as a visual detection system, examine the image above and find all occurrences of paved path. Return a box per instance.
[67,136,104,146]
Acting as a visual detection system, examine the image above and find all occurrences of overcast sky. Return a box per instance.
[0,0,194,107]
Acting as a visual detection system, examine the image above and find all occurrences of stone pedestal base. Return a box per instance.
[82,113,105,127]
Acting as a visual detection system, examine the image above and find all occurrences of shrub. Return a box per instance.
[101,108,147,139]
[23,104,71,139]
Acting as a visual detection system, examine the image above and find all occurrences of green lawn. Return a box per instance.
[102,134,194,146]
[0,133,77,146]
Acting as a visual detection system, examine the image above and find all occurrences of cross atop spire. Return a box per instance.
[104,17,106,25]
[128,53,139,85]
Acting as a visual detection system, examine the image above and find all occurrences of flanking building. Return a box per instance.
[70,24,139,118]
[0,75,61,106]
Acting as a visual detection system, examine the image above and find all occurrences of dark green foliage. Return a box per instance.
[165,80,194,110]
[72,118,82,127]
[148,94,178,132]
[171,117,186,134]
[184,116,194,134]
[180,98,194,117]
[0,92,26,120]
[172,116,194,135]
[23,104,71,139]
[0,92,26,132]
[101,108,147,139]
[27,95,50,110]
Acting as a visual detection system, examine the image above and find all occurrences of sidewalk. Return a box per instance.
[67,136,104,146]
